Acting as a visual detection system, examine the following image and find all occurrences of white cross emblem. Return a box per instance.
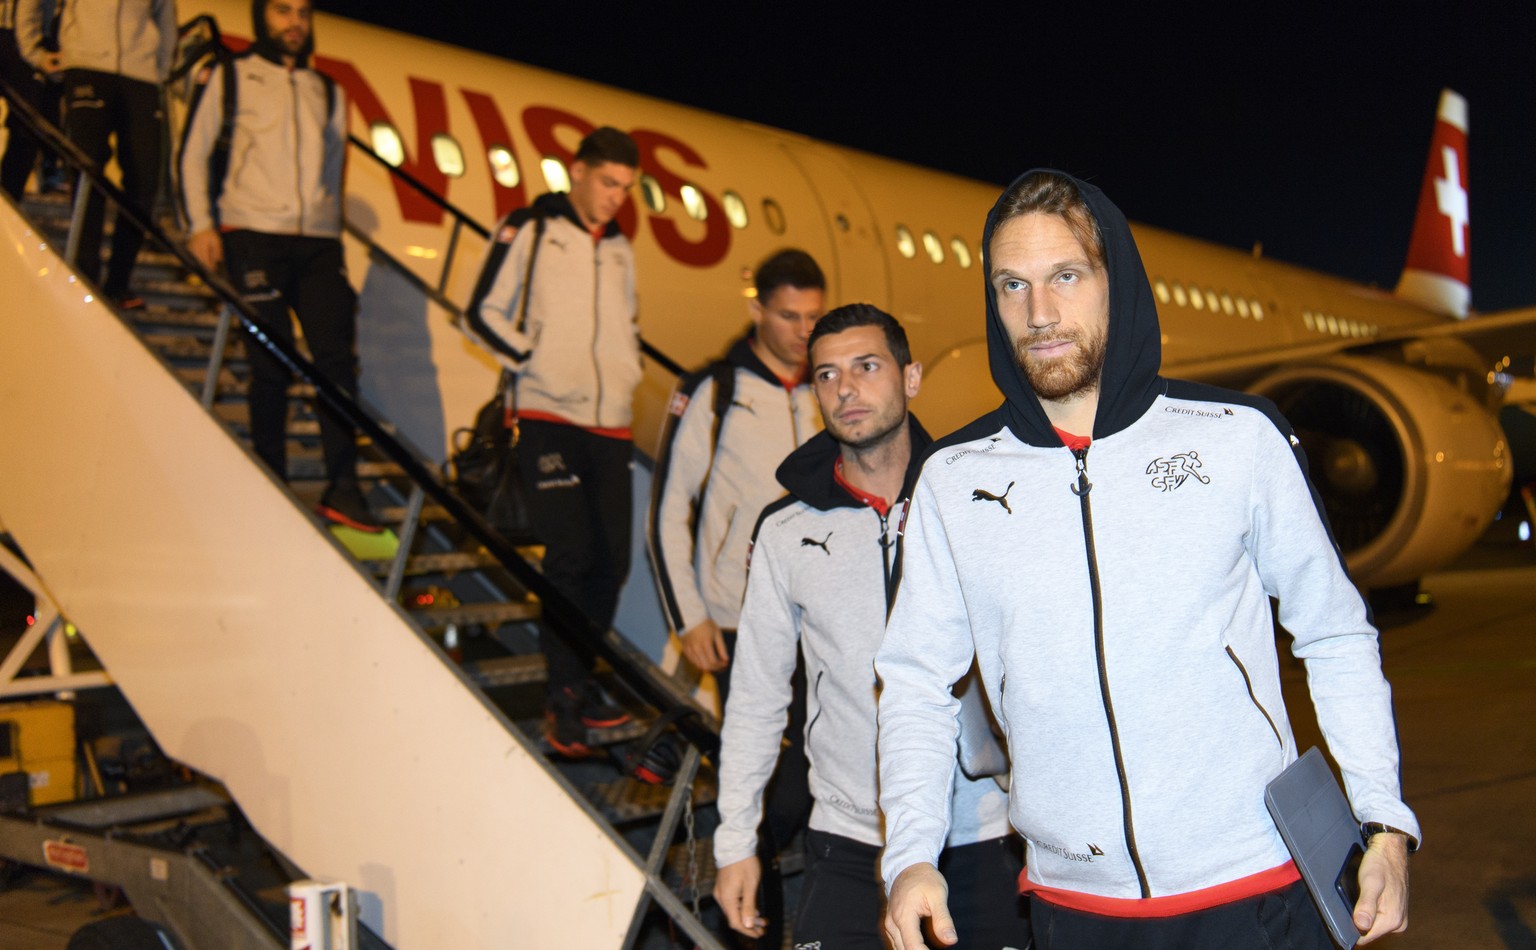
[1434,145,1468,258]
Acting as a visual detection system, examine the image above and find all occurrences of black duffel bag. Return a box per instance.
[449,370,538,544]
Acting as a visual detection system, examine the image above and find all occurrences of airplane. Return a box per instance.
[161,4,1531,589]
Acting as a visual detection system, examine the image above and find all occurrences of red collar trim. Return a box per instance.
[1053,426,1091,451]
[833,457,890,516]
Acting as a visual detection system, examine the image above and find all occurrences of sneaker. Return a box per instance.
[107,292,145,311]
[570,680,632,729]
[544,691,595,758]
[317,481,383,533]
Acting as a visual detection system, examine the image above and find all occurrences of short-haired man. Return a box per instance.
[649,247,826,697]
[18,0,175,308]
[467,127,642,755]
[715,305,1028,949]
[180,0,378,532]
[877,170,1417,949]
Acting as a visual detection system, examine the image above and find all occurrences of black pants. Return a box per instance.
[1,29,49,199]
[61,68,162,297]
[222,230,360,485]
[795,830,1029,950]
[717,630,813,949]
[1029,879,1331,950]
[514,419,632,696]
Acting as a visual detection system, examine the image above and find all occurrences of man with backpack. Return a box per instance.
[179,0,378,533]
[466,126,642,757]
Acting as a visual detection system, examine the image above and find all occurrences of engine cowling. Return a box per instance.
[1250,356,1510,588]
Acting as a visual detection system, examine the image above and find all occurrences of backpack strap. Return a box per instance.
[514,211,547,334]
[707,359,735,455]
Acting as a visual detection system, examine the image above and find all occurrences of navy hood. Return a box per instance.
[982,169,1163,446]
[251,0,315,68]
[776,415,932,512]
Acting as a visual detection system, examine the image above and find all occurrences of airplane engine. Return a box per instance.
[1250,356,1510,589]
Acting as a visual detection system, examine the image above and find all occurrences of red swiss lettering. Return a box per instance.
[630,129,729,268]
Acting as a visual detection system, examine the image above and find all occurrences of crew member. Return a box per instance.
[877,170,1417,949]
[180,0,378,532]
[716,305,1028,949]
[467,126,642,756]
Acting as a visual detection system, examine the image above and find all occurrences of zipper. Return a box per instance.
[877,505,896,609]
[290,72,305,233]
[590,244,602,427]
[1074,446,1150,898]
[1225,646,1284,749]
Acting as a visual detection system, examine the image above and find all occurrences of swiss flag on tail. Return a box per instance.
[1396,89,1471,318]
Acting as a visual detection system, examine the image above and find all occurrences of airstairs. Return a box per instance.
[0,42,744,948]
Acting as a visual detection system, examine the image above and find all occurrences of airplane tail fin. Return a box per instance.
[1395,89,1470,318]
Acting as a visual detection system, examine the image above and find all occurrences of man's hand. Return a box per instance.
[713,855,764,938]
[187,228,223,272]
[1354,832,1409,944]
[680,618,729,672]
[884,863,956,950]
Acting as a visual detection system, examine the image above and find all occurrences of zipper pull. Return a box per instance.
[1071,446,1092,497]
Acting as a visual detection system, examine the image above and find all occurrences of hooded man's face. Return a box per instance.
[264,0,312,60]
[989,212,1109,402]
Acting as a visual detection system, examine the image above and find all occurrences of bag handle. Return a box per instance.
[501,213,547,448]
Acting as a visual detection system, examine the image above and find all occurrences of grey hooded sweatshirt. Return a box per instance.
[875,170,1418,911]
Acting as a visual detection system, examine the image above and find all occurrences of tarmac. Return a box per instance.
[1,535,1533,948]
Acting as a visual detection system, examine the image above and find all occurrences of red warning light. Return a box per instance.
[25,615,35,626]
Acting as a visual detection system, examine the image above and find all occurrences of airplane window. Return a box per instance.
[922,231,944,264]
[1303,311,1315,331]
[1172,283,1188,307]
[369,122,405,167]
[1252,300,1266,320]
[487,146,521,188]
[723,190,748,228]
[1190,287,1205,311]
[1154,279,1170,303]
[541,156,570,193]
[763,198,787,234]
[1236,298,1251,318]
[1220,293,1234,315]
[895,225,916,259]
[431,134,465,178]
[1326,314,1339,335]
[1204,290,1219,312]
[951,237,972,269]
[639,174,666,213]
[680,183,708,221]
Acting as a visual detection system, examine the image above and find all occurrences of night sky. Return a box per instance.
[320,3,1536,312]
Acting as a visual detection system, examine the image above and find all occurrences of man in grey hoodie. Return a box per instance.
[876,171,1415,949]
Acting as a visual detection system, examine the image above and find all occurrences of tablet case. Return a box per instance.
[1265,747,1365,948]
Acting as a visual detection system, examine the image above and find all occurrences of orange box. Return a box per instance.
[0,700,77,805]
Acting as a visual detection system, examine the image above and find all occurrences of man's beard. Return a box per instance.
[827,402,906,452]
[1013,324,1108,401]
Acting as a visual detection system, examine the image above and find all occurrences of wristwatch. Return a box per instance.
[1361,822,1420,852]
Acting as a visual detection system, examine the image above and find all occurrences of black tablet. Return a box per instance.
[1264,747,1365,948]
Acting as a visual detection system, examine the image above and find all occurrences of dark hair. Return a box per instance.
[808,303,911,367]
[992,171,1104,270]
[574,127,640,169]
[754,248,825,301]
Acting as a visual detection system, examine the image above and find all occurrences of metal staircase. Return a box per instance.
[0,39,747,947]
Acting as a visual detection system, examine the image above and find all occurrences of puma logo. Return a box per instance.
[801,532,832,555]
[1089,843,1104,856]
[547,236,569,250]
[971,482,1014,514]
[731,398,756,414]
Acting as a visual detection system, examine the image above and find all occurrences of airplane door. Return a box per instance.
[777,140,892,308]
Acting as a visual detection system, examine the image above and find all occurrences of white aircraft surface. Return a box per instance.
[172,0,1529,591]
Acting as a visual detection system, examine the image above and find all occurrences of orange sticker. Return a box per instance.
[42,839,88,874]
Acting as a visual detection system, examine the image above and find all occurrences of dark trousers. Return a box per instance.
[1,29,48,199]
[61,68,162,297]
[795,830,1029,950]
[514,419,632,695]
[1029,879,1331,950]
[222,230,360,485]
[717,630,812,949]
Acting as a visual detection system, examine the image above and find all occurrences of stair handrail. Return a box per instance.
[0,72,719,759]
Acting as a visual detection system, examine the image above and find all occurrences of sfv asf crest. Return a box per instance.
[1146,451,1210,492]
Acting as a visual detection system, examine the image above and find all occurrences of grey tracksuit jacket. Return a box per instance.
[876,169,1419,906]
[178,51,346,239]
[17,0,175,84]
[649,334,822,634]
[714,419,1012,868]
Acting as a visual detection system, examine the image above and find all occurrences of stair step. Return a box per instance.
[130,304,223,330]
[414,600,539,629]
[38,785,229,831]
[376,502,453,523]
[366,550,501,576]
[461,653,546,688]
